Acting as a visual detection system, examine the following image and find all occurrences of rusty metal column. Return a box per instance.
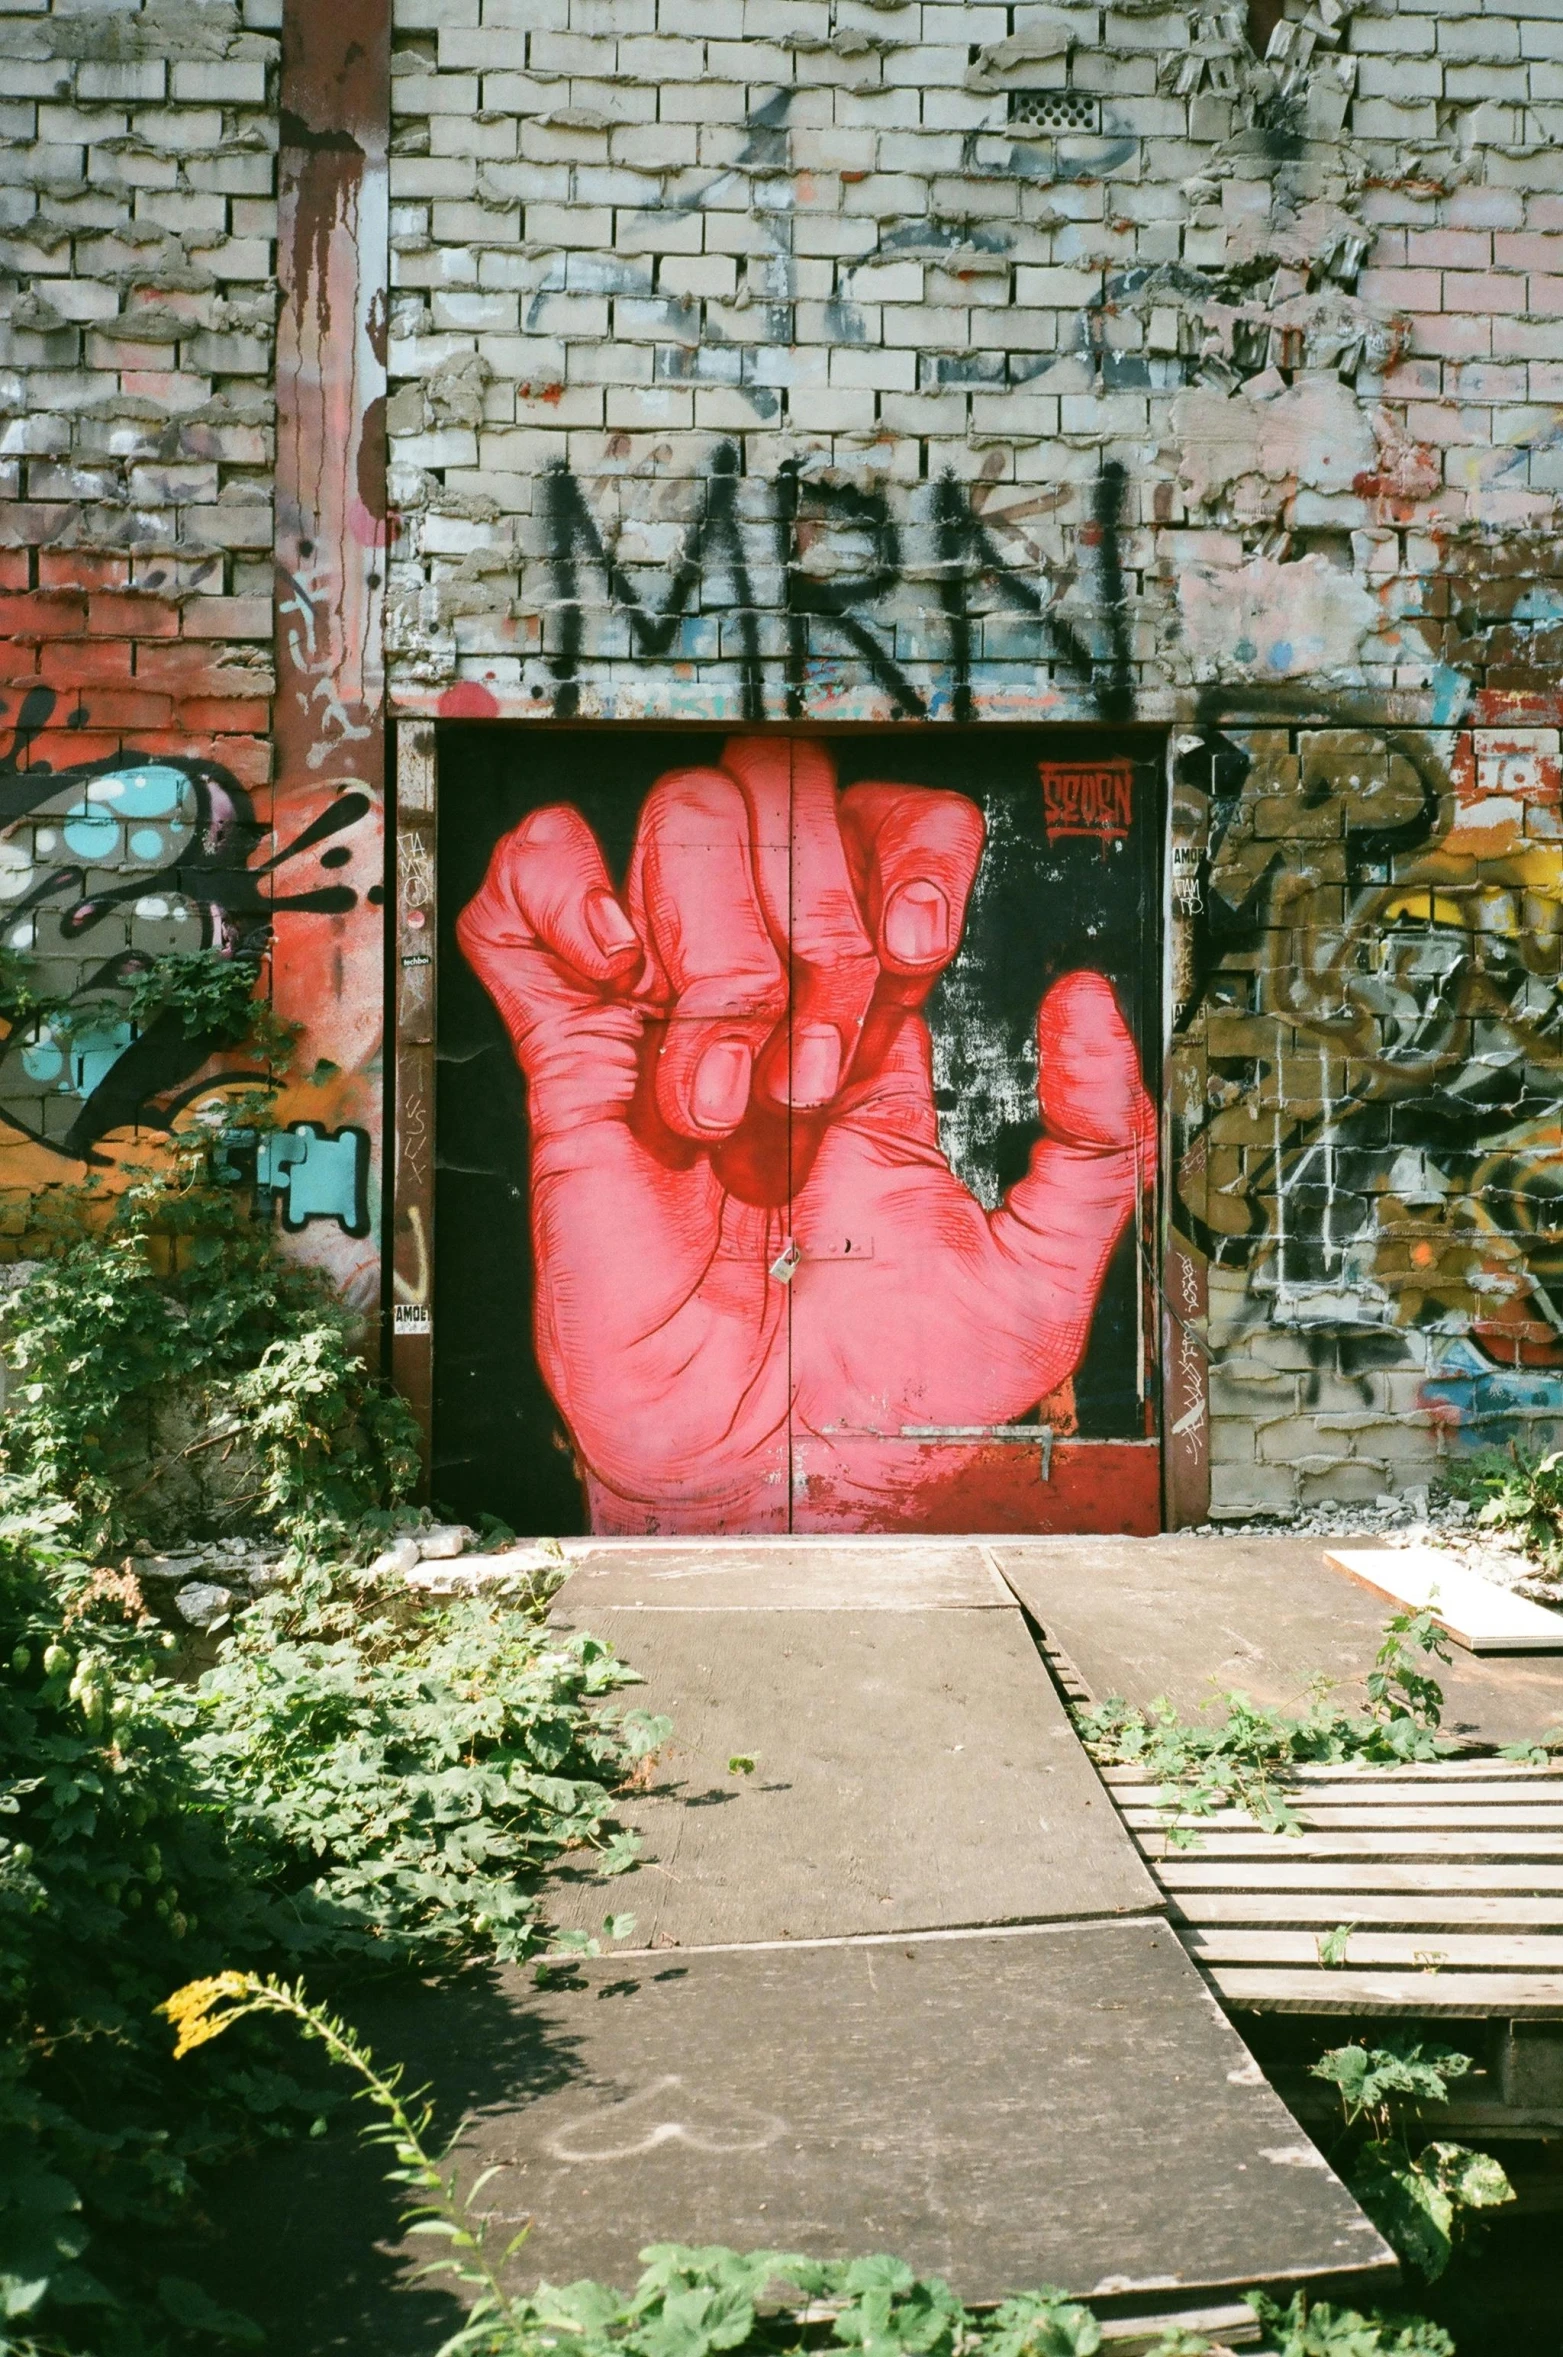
[272,0,390,1342]
[392,721,436,1476]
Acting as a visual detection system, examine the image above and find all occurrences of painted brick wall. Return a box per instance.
[0,1,278,787]
[0,1,385,1330]
[379,0,1563,1519]
[8,0,1563,1519]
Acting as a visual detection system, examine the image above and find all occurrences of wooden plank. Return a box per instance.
[990,1538,1563,1753]
[271,0,390,1358]
[1102,1775,1563,1804]
[1101,1760,1563,1785]
[1324,1546,1563,1656]
[555,1539,1012,1611]
[391,716,436,1478]
[545,1606,1160,1945]
[1134,1831,1563,1859]
[1174,1895,1563,1929]
[1207,1967,1563,2017]
[1121,1805,1563,1831]
[1157,1861,1563,1893]
[1187,1929,1563,1969]
[414,1924,1395,2301]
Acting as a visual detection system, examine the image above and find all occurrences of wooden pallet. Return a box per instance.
[1099,1758,1563,2019]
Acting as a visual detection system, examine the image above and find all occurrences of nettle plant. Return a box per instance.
[1310,2040,1514,2284]
[1,1521,666,2356]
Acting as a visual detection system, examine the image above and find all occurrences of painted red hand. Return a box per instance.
[457,737,1155,1532]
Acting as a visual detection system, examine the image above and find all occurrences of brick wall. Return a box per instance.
[0,2,383,1327]
[7,0,1563,1516]
[1,0,278,787]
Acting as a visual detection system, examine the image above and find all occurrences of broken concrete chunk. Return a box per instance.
[406,1545,564,1593]
[369,1533,424,1578]
[416,1524,469,1561]
[133,1551,210,1583]
[964,22,1072,92]
[174,1582,238,1631]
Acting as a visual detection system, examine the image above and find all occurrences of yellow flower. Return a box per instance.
[159,1970,254,2058]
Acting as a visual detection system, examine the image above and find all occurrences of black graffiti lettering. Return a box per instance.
[776,462,925,721]
[930,472,1094,725]
[542,455,1143,720]
[1087,460,1135,725]
[543,441,762,722]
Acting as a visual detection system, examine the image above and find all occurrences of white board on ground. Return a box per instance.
[1324,1547,1563,1655]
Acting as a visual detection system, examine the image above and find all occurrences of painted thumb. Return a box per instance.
[1036,971,1156,1159]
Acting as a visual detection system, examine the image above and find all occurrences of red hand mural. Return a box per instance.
[457,737,1155,1533]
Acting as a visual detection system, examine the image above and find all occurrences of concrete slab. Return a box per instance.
[555,1538,1012,1610]
[989,1537,1563,1749]
[430,1923,1395,2305]
[548,1603,1159,1944]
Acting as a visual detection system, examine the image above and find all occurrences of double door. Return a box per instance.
[434,729,1161,1535]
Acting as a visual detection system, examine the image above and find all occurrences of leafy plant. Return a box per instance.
[127,953,299,1070]
[1309,2039,1513,2282]
[1076,1610,1457,1844]
[1244,2290,1453,2357]
[1,1507,658,2355]
[1445,1444,1563,1578]
[0,1164,419,1549]
[0,946,298,1095]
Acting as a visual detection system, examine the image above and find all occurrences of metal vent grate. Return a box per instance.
[1008,90,1101,130]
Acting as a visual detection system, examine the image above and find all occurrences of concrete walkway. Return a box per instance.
[217,1530,1563,2351]
[505,1539,1394,2331]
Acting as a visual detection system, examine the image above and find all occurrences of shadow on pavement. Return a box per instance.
[190,1965,585,2357]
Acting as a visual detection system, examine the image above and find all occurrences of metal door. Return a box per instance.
[434,729,1160,1535]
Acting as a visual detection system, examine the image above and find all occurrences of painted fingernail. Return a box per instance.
[790,1023,842,1106]
[584,889,639,959]
[883,880,951,965]
[690,1038,752,1130]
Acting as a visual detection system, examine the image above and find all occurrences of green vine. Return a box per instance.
[0,1160,418,1550]
[126,954,299,1068]
[0,946,298,1075]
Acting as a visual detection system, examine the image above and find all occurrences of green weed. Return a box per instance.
[1444,1446,1563,1581]
[0,1509,657,2355]
[0,1162,419,1551]
[1075,1609,1458,1843]
[1308,2040,1513,2284]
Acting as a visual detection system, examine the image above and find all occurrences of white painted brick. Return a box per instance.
[1437,15,1521,61]
[171,61,269,104]
[37,102,128,141]
[394,73,479,114]
[3,63,73,99]
[128,107,225,150]
[440,26,531,66]
[78,62,166,102]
